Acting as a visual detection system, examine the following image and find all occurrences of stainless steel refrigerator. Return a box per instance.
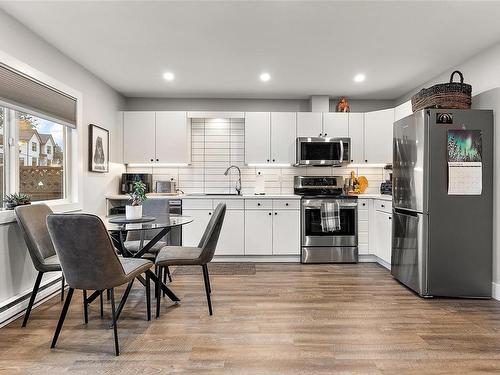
[392,109,493,298]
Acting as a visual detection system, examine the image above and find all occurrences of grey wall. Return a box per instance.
[125,97,394,113]
[472,88,500,288]
[0,9,125,320]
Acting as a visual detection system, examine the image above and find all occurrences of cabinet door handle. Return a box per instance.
[285,203,289,206]
[257,203,261,206]
[268,212,272,216]
[381,204,385,208]
[319,133,322,137]
[272,159,275,162]
[150,158,154,162]
[274,212,277,215]
[156,158,159,162]
[267,159,270,162]
[365,159,368,162]
[324,133,327,136]
[209,212,212,216]
[389,217,392,220]
[351,159,353,162]
[362,203,366,206]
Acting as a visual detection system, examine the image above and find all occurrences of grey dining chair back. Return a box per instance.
[197,203,226,264]
[15,204,56,271]
[15,203,65,327]
[126,198,169,242]
[47,213,134,291]
[46,213,153,356]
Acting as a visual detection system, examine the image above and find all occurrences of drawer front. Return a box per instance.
[272,199,300,210]
[213,199,244,210]
[245,199,273,210]
[182,199,213,210]
[358,199,369,210]
[375,200,392,213]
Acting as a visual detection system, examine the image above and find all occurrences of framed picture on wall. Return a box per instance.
[89,124,109,173]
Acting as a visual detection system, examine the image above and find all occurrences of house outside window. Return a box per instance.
[47,145,51,154]
[31,157,37,166]
[31,141,37,152]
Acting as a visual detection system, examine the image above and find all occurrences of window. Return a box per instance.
[16,111,65,202]
[0,108,4,205]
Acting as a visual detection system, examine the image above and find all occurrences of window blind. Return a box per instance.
[0,63,77,128]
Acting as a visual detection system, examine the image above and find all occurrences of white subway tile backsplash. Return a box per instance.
[126,117,386,195]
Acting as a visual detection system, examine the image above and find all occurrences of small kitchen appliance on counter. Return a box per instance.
[155,180,178,194]
[120,173,153,195]
[294,176,358,264]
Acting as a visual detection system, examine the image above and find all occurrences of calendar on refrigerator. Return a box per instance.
[447,130,482,195]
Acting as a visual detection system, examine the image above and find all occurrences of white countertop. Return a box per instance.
[106,193,392,201]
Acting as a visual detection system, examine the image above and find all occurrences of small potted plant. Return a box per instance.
[3,193,31,210]
[126,181,147,220]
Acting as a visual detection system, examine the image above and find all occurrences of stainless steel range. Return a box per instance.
[294,176,358,263]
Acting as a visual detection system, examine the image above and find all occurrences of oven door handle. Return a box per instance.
[303,203,358,209]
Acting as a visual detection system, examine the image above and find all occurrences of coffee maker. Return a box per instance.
[120,173,153,194]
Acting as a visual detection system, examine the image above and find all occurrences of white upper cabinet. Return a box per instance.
[348,112,365,164]
[155,111,191,164]
[394,101,413,122]
[123,111,190,164]
[123,111,156,163]
[364,108,394,164]
[296,112,322,137]
[323,112,349,138]
[270,112,296,164]
[245,112,271,164]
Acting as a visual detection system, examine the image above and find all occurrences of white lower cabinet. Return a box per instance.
[216,210,245,255]
[373,208,392,267]
[357,199,371,255]
[245,210,273,255]
[182,208,212,247]
[272,210,300,255]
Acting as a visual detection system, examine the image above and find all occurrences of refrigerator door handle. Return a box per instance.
[394,207,419,217]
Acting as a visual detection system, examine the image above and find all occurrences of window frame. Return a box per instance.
[0,50,83,223]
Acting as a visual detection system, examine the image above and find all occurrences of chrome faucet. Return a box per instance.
[224,165,242,195]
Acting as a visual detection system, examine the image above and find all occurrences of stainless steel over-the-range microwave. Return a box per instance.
[296,137,351,167]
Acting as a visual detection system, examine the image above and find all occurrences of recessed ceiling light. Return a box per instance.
[260,72,271,82]
[163,72,175,81]
[354,73,366,83]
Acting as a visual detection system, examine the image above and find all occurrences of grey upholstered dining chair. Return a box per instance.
[15,204,66,327]
[123,199,172,282]
[47,213,153,356]
[155,203,226,317]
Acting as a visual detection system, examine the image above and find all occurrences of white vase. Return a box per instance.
[125,205,142,220]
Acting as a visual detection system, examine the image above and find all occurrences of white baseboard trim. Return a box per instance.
[0,275,64,328]
[492,282,500,301]
[213,255,301,263]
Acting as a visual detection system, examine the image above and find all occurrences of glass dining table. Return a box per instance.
[100,214,193,319]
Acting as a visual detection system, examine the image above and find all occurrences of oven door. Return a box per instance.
[301,198,357,247]
[296,137,350,166]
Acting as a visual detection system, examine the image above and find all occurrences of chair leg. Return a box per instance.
[106,289,110,301]
[109,288,120,356]
[61,275,65,301]
[22,271,43,327]
[154,265,159,298]
[204,265,212,294]
[51,288,74,349]
[83,290,88,324]
[166,266,173,283]
[100,291,104,318]
[162,267,166,297]
[156,267,162,318]
[201,265,213,316]
[145,272,151,321]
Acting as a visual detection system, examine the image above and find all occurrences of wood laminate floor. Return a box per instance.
[1,263,500,375]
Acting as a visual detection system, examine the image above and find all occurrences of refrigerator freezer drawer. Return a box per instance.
[391,209,428,296]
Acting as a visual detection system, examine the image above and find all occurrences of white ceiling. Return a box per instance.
[2,1,500,100]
